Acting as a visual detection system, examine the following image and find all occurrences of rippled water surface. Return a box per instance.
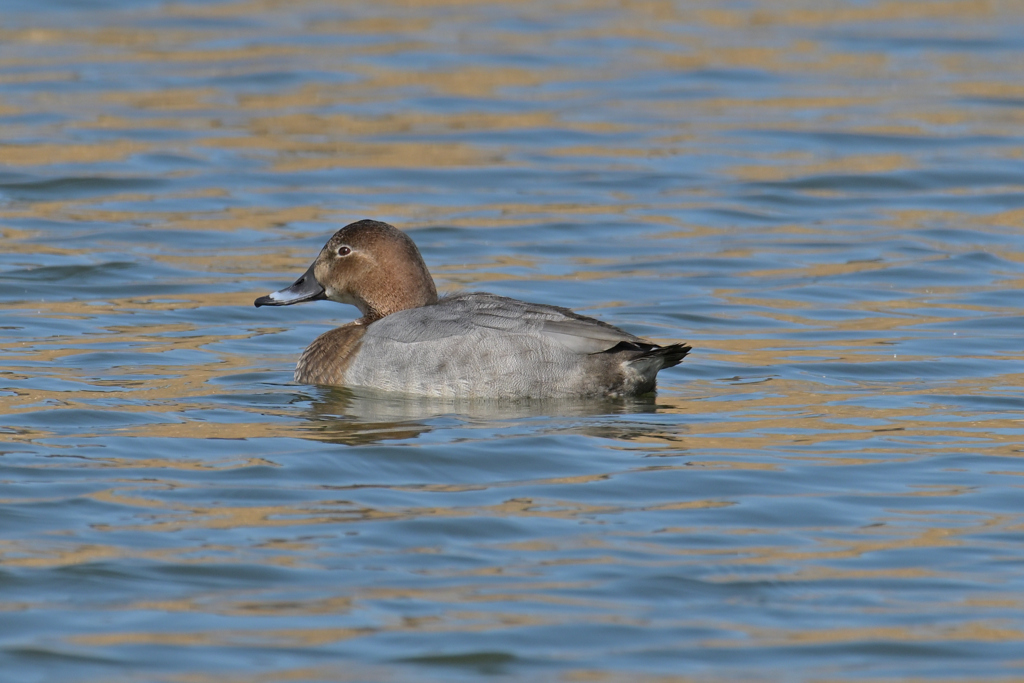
[3,1,1024,681]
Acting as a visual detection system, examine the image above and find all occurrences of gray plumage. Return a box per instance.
[342,293,690,398]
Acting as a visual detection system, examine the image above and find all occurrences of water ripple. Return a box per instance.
[3,0,1024,681]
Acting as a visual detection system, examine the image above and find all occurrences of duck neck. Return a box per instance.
[357,267,438,323]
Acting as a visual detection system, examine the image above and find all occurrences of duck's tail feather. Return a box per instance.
[630,342,691,370]
[620,342,691,394]
[599,341,692,364]
[599,341,692,373]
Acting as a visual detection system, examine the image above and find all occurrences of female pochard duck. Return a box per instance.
[255,220,690,398]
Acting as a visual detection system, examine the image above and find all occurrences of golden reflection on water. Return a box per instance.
[2,1,1018,193]
[3,0,1024,679]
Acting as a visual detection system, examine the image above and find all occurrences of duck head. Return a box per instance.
[255,219,438,322]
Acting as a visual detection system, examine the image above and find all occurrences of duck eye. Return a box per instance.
[336,246,351,257]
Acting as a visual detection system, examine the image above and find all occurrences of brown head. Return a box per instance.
[254,219,438,322]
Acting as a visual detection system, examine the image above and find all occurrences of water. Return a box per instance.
[2,0,1024,680]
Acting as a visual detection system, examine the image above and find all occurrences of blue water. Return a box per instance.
[3,1,1024,681]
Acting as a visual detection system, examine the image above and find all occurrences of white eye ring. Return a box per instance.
[336,246,351,257]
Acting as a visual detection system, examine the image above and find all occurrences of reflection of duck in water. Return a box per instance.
[256,220,690,398]
[298,385,668,447]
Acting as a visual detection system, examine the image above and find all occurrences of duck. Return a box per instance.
[255,219,691,398]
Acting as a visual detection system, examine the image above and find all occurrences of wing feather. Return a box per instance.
[365,292,640,354]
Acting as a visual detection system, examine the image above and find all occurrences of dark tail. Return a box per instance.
[601,341,691,371]
[635,343,691,369]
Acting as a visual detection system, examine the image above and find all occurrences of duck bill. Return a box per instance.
[254,263,326,307]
